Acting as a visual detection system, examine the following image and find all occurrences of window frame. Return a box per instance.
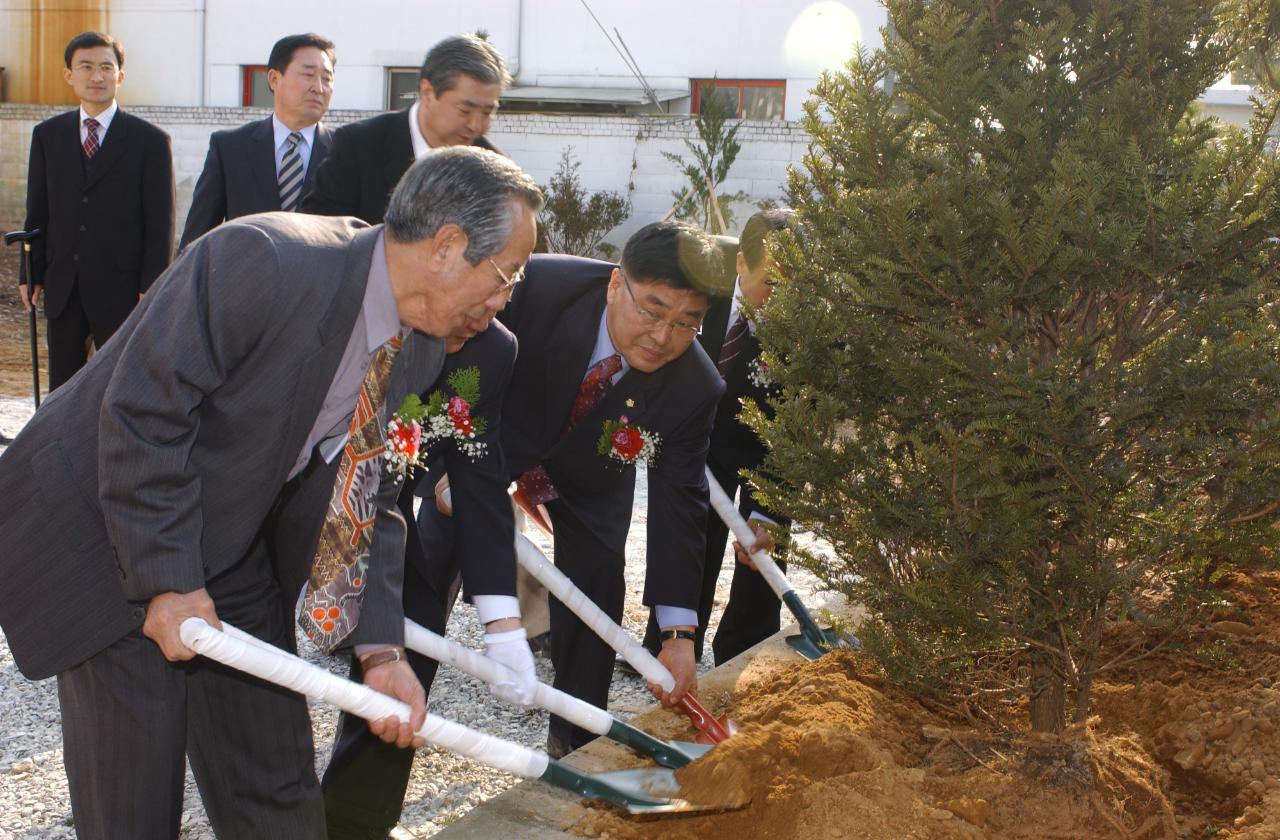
[691,78,786,120]
[386,67,421,111]
[241,64,271,108]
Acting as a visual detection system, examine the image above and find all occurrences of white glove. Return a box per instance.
[483,627,538,706]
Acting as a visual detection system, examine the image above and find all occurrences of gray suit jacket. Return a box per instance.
[180,117,333,250]
[0,213,444,680]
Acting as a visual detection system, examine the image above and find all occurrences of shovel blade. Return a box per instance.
[593,767,749,815]
[786,626,861,660]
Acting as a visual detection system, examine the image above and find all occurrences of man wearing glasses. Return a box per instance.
[321,220,726,834]
[495,220,726,756]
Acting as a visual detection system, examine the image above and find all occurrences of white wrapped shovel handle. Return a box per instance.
[515,533,677,694]
[704,468,793,599]
[178,618,548,780]
[404,620,614,737]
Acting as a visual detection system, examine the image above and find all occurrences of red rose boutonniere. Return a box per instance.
[597,415,660,467]
[385,367,488,479]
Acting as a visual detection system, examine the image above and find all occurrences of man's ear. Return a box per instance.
[267,67,281,94]
[735,250,749,282]
[429,223,469,268]
[419,78,437,105]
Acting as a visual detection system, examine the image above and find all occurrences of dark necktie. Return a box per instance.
[517,353,623,505]
[83,117,101,160]
[717,314,749,378]
[299,336,402,653]
[278,131,305,212]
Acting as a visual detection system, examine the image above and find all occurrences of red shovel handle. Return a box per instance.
[676,695,735,744]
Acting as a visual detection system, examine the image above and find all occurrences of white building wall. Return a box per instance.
[0,105,809,246]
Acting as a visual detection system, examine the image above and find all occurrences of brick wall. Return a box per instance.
[0,104,812,244]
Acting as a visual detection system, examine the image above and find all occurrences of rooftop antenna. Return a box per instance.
[578,0,665,111]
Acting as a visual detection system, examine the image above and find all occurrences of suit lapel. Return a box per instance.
[381,110,416,196]
[59,112,87,192]
[304,123,332,196]
[699,295,733,361]
[272,226,381,480]
[250,117,281,210]
[542,288,607,437]
[83,110,130,190]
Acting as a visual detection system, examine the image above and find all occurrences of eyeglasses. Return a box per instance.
[487,259,524,293]
[618,269,703,337]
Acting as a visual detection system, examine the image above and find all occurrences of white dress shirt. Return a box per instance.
[79,101,118,145]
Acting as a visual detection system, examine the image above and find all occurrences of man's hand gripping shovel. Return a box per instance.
[705,468,860,660]
[179,619,746,815]
[514,533,739,744]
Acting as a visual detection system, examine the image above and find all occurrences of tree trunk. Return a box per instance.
[1029,642,1066,733]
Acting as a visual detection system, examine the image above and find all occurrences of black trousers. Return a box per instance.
[46,283,130,391]
[322,490,461,840]
[642,458,787,666]
[57,514,325,840]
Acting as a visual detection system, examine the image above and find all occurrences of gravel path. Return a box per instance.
[0,396,830,839]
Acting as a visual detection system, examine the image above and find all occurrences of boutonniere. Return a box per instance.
[385,367,489,479]
[597,415,660,467]
[747,356,774,390]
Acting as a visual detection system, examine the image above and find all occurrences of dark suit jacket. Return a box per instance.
[302,108,502,224]
[0,214,444,680]
[699,293,789,523]
[23,108,175,324]
[497,254,725,610]
[180,116,333,249]
[406,321,518,600]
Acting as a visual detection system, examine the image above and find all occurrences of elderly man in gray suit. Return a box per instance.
[0,147,541,840]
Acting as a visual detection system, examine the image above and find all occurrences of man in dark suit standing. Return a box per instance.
[644,209,798,665]
[180,33,336,249]
[21,31,175,390]
[0,148,542,840]
[304,33,507,224]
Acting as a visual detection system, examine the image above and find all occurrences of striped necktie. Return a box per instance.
[278,131,305,212]
[717,314,749,378]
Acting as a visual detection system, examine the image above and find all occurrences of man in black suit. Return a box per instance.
[21,31,175,390]
[321,320,526,839]
[180,33,336,249]
[304,33,507,224]
[644,209,798,666]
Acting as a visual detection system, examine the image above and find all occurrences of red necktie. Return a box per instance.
[717,314,749,378]
[83,118,101,160]
[517,353,622,505]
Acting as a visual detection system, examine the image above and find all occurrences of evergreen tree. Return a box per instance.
[664,88,747,234]
[752,0,1280,732]
[539,147,630,259]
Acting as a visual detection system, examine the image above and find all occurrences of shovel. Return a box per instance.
[179,618,742,815]
[705,468,860,660]
[515,534,739,744]
[403,619,709,769]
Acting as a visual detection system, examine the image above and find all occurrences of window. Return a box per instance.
[387,68,420,111]
[242,65,271,108]
[692,79,785,120]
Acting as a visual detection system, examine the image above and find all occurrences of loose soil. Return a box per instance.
[573,571,1280,840]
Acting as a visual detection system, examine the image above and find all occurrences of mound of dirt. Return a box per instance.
[573,572,1280,840]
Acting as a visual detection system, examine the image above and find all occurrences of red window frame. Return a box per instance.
[242,65,269,107]
[691,79,786,119]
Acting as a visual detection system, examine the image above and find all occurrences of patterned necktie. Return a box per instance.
[517,353,623,505]
[278,131,305,212]
[299,335,403,653]
[83,118,101,160]
[717,314,749,378]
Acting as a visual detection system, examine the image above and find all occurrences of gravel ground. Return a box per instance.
[0,396,830,839]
